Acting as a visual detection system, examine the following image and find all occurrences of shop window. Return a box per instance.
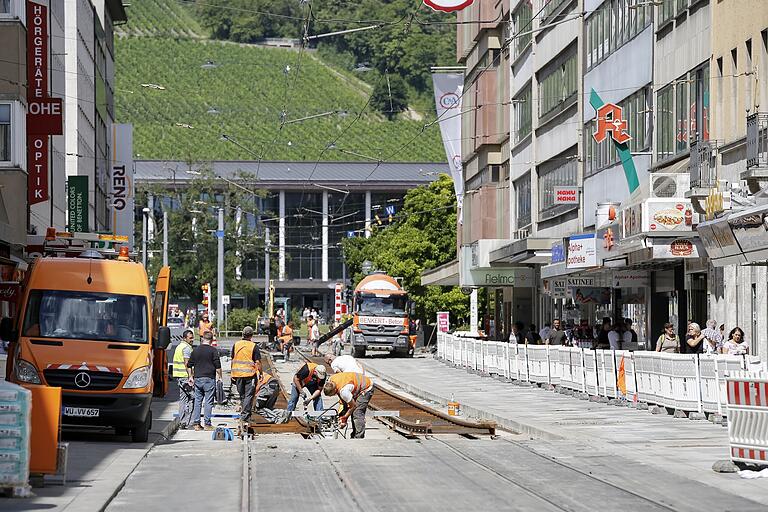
[514,84,532,142]
[515,173,531,229]
[0,104,9,162]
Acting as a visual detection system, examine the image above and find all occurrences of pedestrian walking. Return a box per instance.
[323,372,374,439]
[287,362,327,413]
[309,316,321,356]
[325,352,364,374]
[608,321,623,350]
[525,324,542,345]
[187,331,222,431]
[684,322,706,353]
[546,319,567,345]
[656,323,680,353]
[721,327,749,355]
[279,320,295,361]
[624,318,638,345]
[701,319,723,354]
[230,326,261,426]
[508,322,522,344]
[172,329,195,429]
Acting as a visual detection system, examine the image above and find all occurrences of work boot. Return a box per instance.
[194,424,204,432]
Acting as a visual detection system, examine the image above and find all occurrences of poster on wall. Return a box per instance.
[569,287,612,304]
[437,311,450,333]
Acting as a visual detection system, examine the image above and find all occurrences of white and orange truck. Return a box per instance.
[351,272,414,358]
[3,229,172,442]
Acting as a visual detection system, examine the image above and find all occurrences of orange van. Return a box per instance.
[3,231,172,442]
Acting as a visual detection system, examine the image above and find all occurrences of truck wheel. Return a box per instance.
[353,346,366,358]
[131,410,152,443]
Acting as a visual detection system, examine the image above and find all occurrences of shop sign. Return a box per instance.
[566,234,597,269]
[596,223,621,262]
[67,176,89,232]
[437,311,450,333]
[553,186,579,204]
[593,103,631,144]
[613,270,648,288]
[0,282,20,303]
[646,199,694,233]
[111,125,135,249]
[423,0,475,13]
[465,267,534,287]
[551,242,565,264]
[652,238,701,259]
[551,279,567,299]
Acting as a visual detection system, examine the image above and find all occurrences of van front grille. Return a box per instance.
[43,370,123,391]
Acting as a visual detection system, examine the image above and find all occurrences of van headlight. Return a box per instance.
[15,359,41,384]
[123,366,151,389]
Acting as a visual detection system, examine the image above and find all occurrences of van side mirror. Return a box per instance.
[0,317,17,343]
[155,326,171,350]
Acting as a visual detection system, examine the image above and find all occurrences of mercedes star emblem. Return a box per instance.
[74,372,91,388]
[377,325,385,332]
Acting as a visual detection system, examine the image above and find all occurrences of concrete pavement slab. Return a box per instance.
[362,356,768,503]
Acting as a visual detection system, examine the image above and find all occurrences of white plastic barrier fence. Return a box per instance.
[435,333,762,416]
[727,373,768,466]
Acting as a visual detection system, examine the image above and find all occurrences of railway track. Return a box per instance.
[298,350,496,437]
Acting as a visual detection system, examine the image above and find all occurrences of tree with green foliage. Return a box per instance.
[370,74,408,119]
[195,0,300,42]
[342,174,466,325]
[141,167,273,306]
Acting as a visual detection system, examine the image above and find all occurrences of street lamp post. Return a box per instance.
[142,207,150,268]
[217,207,224,333]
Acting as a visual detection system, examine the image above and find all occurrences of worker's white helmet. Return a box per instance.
[315,365,327,378]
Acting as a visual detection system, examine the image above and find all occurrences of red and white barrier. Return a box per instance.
[727,373,768,466]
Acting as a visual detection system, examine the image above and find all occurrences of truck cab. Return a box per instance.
[351,273,413,358]
[4,231,171,442]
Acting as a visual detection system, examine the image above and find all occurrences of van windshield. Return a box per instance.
[22,290,148,343]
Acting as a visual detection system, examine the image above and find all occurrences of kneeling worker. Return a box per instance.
[231,326,261,425]
[287,362,327,413]
[252,370,284,423]
[323,372,374,439]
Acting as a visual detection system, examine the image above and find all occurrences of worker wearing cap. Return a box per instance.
[323,372,374,439]
[324,352,364,375]
[230,326,261,424]
[286,362,327,413]
[172,329,195,429]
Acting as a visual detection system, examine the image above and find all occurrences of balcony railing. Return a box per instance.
[746,113,768,170]
[688,139,717,189]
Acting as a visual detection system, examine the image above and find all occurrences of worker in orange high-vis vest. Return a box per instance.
[198,310,214,338]
[230,326,261,424]
[287,362,327,413]
[323,372,374,438]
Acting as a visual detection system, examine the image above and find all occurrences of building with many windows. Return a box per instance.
[433,0,768,358]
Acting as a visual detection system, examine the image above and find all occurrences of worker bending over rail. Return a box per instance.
[287,362,327,413]
[324,353,364,374]
[323,372,374,439]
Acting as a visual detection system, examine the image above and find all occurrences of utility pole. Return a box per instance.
[162,210,168,267]
[141,207,150,268]
[217,208,224,332]
[264,225,270,313]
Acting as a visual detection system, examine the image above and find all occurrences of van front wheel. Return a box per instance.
[131,410,152,443]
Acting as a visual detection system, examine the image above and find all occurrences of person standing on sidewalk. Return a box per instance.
[546,319,567,345]
[310,317,321,356]
[323,372,374,439]
[701,319,723,354]
[655,323,680,353]
[230,326,261,426]
[172,329,195,429]
[187,331,222,431]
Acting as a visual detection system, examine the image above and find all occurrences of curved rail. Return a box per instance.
[298,350,496,437]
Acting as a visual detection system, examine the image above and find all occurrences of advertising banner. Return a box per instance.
[651,238,703,259]
[111,124,135,249]
[645,199,694,234]
[67,176,88,232]
[566,234,597,268]
[432,73,464,208]
[553,186,579,204]
[570,287,612,304]
[437,311,450,333]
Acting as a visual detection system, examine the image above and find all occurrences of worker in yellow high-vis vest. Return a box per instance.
[172,329,195,429]
[230,326,262,424]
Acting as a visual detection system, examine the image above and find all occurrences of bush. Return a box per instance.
[370,74,408,119]
[226,308,263,333]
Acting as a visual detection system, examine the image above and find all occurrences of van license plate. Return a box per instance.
[63,407,99,418]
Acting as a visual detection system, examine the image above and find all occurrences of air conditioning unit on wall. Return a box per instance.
[650,173,691,199]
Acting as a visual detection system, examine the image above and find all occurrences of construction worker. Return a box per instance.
[324,352,364,374]
[286,362,327,413]
[198,310,213,338]
[279,320,294,362]
[172,329,195,429]
[252,370,285,423]
[230,326,261,424]
[323,372,374,439]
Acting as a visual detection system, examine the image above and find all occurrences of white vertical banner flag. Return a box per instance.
[110,124,135,249]
[431,73,464,211]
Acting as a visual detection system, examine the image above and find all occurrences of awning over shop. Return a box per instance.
[489,237,555,265]
[698,203,768,267]
[421,259,459,286]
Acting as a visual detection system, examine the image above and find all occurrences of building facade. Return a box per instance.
[442,0,768,358]
[135,160,443,315]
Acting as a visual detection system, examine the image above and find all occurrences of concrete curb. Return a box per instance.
[93,416,180,512]
[365,365,565,441]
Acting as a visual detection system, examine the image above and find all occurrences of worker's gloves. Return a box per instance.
[302,398,311,407]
